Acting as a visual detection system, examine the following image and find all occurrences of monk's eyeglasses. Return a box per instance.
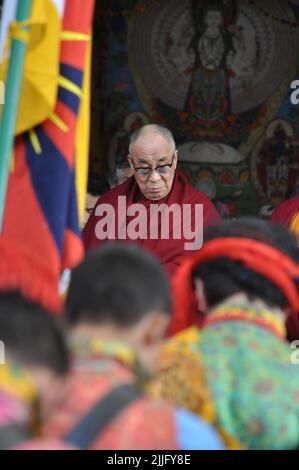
[130,152,177,178]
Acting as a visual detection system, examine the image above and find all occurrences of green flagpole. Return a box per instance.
[0,0,32,232]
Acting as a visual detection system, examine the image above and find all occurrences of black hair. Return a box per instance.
[65,243,172,327]
[0,292,69,375]
[87,172,110,196]
[192,218,299,310]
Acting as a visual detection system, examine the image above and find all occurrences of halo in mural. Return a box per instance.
[177,142,244,164]
[124,112,150,133]
[266,119,294,139]
[130,0,295,114]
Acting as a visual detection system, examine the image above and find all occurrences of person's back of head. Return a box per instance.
[0,291,68,374]
[65,244,172,368]
[66,243,172,327]
[192,217,299,312]
[0,291,69,424]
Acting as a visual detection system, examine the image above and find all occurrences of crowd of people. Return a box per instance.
[1,124,299,450]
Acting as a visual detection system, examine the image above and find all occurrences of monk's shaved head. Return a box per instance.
[129,124,176,154]
[128,124,178,200]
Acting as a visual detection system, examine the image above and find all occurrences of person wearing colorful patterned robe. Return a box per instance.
[45,244,224,450]
[0,292,70,450]
[149,218,299,450]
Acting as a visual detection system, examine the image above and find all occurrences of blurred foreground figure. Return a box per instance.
[83,173,110,228]
[0,293,71,450]
[45,244,224,450]
[149,219,299,450]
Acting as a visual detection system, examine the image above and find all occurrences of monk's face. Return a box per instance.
[128,133,178,201]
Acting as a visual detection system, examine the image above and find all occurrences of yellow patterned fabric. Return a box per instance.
[0,363,37,404]
[149,333,214,420]
[148,327,243,450]
[69,336,137,368]
[0,362,42,442]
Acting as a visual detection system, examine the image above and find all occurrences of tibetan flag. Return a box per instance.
[0,0,95,313]
[0,0,65,134]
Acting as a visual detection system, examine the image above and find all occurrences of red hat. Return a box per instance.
[168,237,299,336]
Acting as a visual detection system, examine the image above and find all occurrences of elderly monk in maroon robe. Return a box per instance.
[83,124,220,276]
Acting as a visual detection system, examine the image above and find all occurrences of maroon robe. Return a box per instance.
[83,171,220,277]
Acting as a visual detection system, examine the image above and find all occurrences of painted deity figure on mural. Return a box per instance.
[257,121,299,206]
[185,0,238,125]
